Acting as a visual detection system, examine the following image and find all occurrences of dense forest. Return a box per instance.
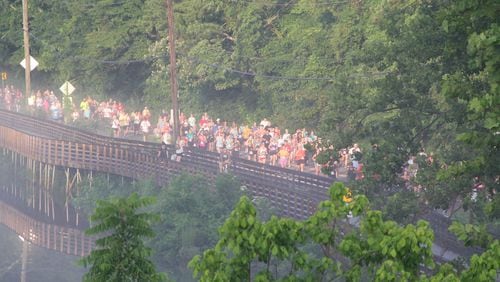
[0,0,499,281]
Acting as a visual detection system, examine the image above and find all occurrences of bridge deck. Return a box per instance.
[0,109,334,220]
[0,110,481,261]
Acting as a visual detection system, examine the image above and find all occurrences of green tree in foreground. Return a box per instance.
[190,183,499,281]
[80,193,166,282]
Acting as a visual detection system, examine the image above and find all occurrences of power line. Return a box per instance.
[195,59,388,81]
[78,0,349,8]
[83,1,127,8]
[188,57,337,81]
[237,0,349,7]
[30,31,334,71]
[28,35,388,81]
[84,54,388,81]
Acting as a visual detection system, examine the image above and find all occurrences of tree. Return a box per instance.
[80,192,166,282]
[430,0,500,220]
[72,174,141,216]
[189,183,435,281]
[150,173,242,281]
[189,183,499,281]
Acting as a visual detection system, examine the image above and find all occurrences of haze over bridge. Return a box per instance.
[0,109,332,219]
[0,109,481,261]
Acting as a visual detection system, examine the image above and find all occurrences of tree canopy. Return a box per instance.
[80,192,166,282]
[1,0,497,186]
[190,183,500,281]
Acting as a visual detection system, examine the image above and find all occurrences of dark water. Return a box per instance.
[0,223,85,282]
[0,152,89,281]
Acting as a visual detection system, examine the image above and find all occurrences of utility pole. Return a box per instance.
[19,236,28,282]
[166,0,180,146]
[22,0,31,98]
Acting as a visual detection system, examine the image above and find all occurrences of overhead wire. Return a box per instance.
[62,0,348,9]
[29,34,388,80]
[236,0,349,7]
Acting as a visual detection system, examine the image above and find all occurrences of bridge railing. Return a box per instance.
[0,199,94,256]
[0,109,335,219]
[0,110,485,261]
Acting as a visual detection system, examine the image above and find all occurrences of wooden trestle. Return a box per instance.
[0,109,335,256]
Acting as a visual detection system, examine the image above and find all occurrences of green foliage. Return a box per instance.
[484,193,500,220]
[189,195,331,281]
[383,190,420,225]
[354,142,407,200]
[343,213,435,280]
[80,192,166,282]
[151,173,242,281]
[440,224,500,282]
[2,1,497,188]
[459,240,500,282]
[190,182,500,281]
[435,0,500,221]
[448,222,493,249]
[190,182,440,281]
[72,174,136,216]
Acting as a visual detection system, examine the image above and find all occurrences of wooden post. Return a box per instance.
[83,143,86,163]
[60,226,63,252]
[66,229,71,255]
[38,162,42,211]
[22,0,31,100]
[81,232,85,257]
[32,160,35,209]
[166,0,180,145]
[53,225,57,249]
[44,164,48,216]
[51,165,55,220]
[65,168,69,223]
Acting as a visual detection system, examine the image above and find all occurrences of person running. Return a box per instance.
[157,143,169,163]
[140,117,151,142]
[219,148,231,173]
[215,132,225,153]
[268,138,278,166]
[277,145,290,168]
[295,144,306,172]
[111,115,120,137]
[119,111,129,137]
[257,143,268,164]
[132,111,141,135]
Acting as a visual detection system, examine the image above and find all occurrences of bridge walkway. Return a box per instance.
[0,109,482,260]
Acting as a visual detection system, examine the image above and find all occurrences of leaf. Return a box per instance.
[247,215,255,226]
[249,234,256,245]
[397,238,406,250]
[271,245,278,256]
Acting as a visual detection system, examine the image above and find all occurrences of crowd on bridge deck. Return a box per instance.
[0,85,65,120]
[1,84,369,178]
[1,85,497,216]
[2,84,497,198]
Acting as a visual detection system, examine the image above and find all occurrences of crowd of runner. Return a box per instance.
[1,85,368,178]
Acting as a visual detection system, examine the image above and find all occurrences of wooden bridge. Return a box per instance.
[0,109,481,260]
[0,109,335,255]
[0,109,333,220]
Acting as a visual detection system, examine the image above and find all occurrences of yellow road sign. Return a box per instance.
[1,72,6,81]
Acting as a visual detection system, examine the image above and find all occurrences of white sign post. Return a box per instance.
[59,81,75,96]
[59,81,76,123]
[20,56,39,71]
